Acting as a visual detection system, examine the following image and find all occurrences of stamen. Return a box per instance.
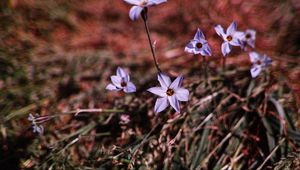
[140,0,148,6]
[196,42,203,49]
[245,34,251,39]
[166,88,174,96]
[226,35,233,41]
[121,82,127,87]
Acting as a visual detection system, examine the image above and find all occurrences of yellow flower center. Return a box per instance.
[166,88,174,96]
[140,0,148,6]
[226,35,233,41]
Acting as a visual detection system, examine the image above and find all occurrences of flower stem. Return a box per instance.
[202,56,208,83]
[222,56,226,72]
[141,9,162,73]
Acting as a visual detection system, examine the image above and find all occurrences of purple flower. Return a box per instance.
[185,28,212,56]
[249,52,272,78]
[214,21,243,56]
[123,0,167,21]
[147,73,189,113]
[106,67,136,93]
[28,113,44,134]
[235,29,256,50]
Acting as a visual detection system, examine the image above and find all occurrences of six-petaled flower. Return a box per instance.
[235,29,256,50]
[185,28,212,56]
[147,73,189,113]
[106,67,136,93]
[249,52,272,78]
[123,0,167,21]
[214,21,243,56]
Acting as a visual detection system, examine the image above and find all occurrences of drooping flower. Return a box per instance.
[28,113,45,134]
[123,0,167,21]
[249,52,272,78]
[147,73,189,113]
[106,67,136,93]
[214,21,243,56]
[185,28,212,56]
[235,29,256,50]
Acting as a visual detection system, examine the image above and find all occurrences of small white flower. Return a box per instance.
[249,52,272,78]
[214,21,243,56]
[123,0,167,21]
[106,67,136,93]
[147,73,189,113]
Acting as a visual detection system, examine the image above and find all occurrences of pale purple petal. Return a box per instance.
[28,114,34,121]
[215,25,226,39]
[154,97,169,113]
[194,28,205,40]
[184,41,197,54]
[129,6,143,21]
[200,44,212,56]
[111,76,122,87]
[124,82,136,93]
[147,87,167,97]
[168,96,180,113]
[249,52,260,63]
[227,21,237,35]
[123,0,141,5]
[251,65,262,78]
[170,75,183,89]
[106,84,121,91]
[234,31,245,39]
[150,0,167,5]
[158,73,171,88]
[116,67,129,81]
[221,42,232,56]
[247,40,255,48]
[229,37,242,47]
[175,88,189,101]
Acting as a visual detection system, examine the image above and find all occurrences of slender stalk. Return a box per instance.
[141,9,162,73]
[202,55,208,83]
[222,56,226,72]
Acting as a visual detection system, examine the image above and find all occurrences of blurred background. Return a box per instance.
[0,0,300,169]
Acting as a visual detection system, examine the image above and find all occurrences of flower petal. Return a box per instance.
[168,96,180,113]
[154,97,169,113]
[184,41,197,54]
[147,87,167,97]
[194,28,205,40]
[251,65,262,78]
[229,37,242,46]
[111,76,122,87]
[150,0,167,5]
[175,88,189,101]
[249,52,260,63]
[123,0,141,5]
[106,84,121,91]
[117,67,129,81]
[221,42,232,56]
[227,21,237,35]
[158,73,171,88]
[129,6,143,21]
[200,44,212,56]
[124,82,136,93]
[214,25,226,39]
[170,75,183,89]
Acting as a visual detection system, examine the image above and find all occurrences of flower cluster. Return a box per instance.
[184,21,270,77]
